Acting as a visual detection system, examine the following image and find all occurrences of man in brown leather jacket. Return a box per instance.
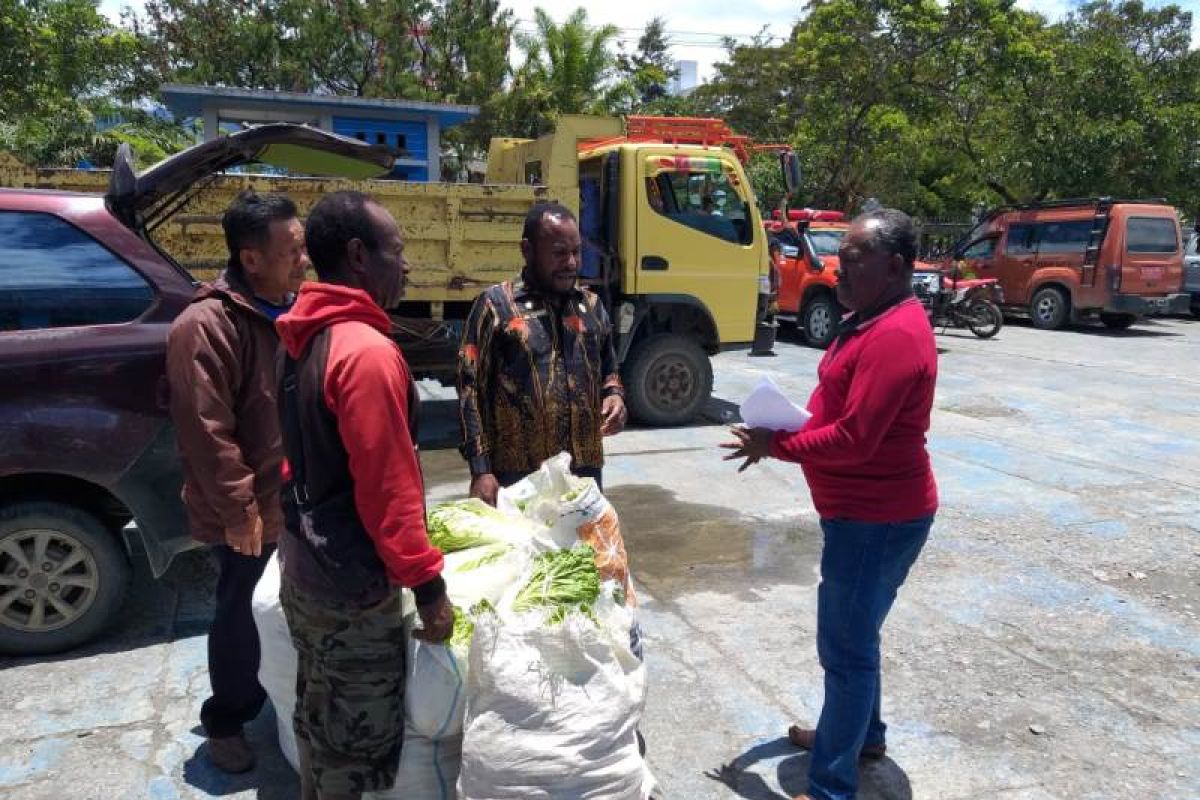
[166,190,308,773]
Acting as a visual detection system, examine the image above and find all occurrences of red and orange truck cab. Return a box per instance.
[765,209,849,348]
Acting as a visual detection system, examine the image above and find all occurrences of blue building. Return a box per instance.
[160,84,479,181]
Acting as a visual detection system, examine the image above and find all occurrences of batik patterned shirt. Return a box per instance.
[457,277,624,476]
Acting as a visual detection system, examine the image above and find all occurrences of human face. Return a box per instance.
[835,219,904,313]
[241,217,308,302]
[359,202,409,309]
[522,212,581,295]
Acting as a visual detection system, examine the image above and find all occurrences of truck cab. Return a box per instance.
[766,209,848,348]
[488,116,795,424]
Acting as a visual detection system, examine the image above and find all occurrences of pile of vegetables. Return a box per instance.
[512,544,602,623]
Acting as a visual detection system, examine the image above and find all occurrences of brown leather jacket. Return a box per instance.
[166,269,286,545]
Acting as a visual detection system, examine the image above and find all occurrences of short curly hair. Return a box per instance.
[303,191,381,281]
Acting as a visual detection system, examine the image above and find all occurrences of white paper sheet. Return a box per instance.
[739,377,812,432]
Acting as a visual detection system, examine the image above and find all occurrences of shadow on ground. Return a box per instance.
[183,705,299,799]
[706,737,912,800]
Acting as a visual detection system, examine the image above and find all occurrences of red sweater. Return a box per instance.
[276,283,443,590]
[770,297,938,522]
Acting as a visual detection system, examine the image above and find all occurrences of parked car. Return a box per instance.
[0,126,392,654]
[949,198,1189,330]
[1184,228,1199,316]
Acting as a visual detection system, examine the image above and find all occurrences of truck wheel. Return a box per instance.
[1029,287,1069,330]
[801,295,841,349]
[1100,312,1136,330]
[622,334,713,427]
[0,502,131,655]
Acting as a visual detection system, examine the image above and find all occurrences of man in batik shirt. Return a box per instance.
[457,202,627,505]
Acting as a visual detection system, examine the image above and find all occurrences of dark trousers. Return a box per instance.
[200,543,276,739]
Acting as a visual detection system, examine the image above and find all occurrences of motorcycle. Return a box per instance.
[912,264,1004,339]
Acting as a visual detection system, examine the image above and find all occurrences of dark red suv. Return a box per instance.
[0,126,391,654]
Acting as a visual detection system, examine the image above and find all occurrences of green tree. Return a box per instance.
[613,17,680,113]
[501,8,621,137]
[414,0,516,170]
[136,0,306,91]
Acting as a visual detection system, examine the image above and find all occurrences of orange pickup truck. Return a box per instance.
[765,209,850,348]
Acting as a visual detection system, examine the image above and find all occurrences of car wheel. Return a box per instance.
[801,294,840,349]
[1099,312,1137,330]
[0,502,131,655]
[1029,287,1069,330]
[622,333,713,427]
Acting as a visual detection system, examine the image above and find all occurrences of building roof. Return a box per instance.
[160,84,479,129]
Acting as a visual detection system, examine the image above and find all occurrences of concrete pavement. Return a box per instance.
[1,315,1197,799]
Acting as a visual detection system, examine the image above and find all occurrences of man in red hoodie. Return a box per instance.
[723,209,937,800]
[275,191,453,800]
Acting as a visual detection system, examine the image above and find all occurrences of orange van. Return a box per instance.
[951,198,1188,329]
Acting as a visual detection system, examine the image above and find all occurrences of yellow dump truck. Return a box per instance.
[3,115,798,425]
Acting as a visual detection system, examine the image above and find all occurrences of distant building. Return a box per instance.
[160,84,478,182]
[670,61,699,96]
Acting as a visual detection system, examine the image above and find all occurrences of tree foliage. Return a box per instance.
[3,0,1197,217]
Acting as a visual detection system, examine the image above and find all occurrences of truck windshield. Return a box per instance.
[808,229,844,256]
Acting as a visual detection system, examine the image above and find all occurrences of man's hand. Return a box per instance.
[225,513,264,557]
[469,473,500,506]
[413,592,455,643]
[601,394,627,437]
[720,426,775,473]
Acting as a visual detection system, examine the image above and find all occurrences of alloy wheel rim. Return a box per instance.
[0,528,99,633]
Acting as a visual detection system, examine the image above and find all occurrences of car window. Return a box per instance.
[1005,223,1037,255]
[0,211,155,332]
[1036,221,1093,254]
[808,229,844,256]
[1126,217,1178,254]
[961,238,997,259]
[647,162,753,246]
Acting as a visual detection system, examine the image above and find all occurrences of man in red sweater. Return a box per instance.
[275,191,453,800]
[724,208,937,800]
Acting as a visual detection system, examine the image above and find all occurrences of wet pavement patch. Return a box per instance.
[607,484,823,602]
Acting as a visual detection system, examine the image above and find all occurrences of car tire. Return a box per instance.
[1099,312,1137,330]
[622,333,713,427]
[1029,286,1070,330]
[0,502,131,655]
[801,294,841,349]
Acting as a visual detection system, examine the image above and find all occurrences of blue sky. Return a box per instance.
[100,0,1200,82]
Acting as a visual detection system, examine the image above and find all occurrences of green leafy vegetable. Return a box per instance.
[512,544,601,624]
[455,544,511,571]
[562,486,583,502]
[427,500,510,553]
[449,607,474,654]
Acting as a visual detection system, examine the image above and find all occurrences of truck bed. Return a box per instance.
[13,162,550,311]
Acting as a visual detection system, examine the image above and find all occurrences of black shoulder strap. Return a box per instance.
[280,352,310,506]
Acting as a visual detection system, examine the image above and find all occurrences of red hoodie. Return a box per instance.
[276,282,443,590]
[769,297,938,523]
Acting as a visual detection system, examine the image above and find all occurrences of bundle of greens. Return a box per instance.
[511,544,602,624]
[427,499,513,553]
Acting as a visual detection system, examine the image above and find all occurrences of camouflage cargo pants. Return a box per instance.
[280,581,405,796]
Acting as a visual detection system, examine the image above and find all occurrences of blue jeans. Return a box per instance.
[808,516,933,800]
